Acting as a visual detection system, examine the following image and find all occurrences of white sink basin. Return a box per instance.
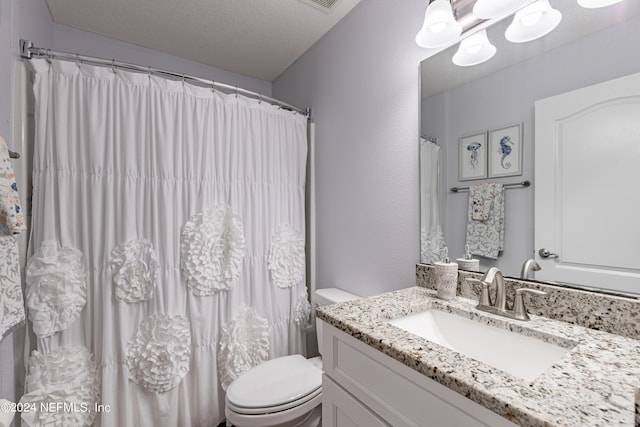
[388,309,574,382]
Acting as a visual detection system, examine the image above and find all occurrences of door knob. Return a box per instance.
[538,248,559,259]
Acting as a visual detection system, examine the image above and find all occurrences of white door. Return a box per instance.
[534,72,640,294]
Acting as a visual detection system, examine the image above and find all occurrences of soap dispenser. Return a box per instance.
[456,244,480,272]
[434,247,458,300]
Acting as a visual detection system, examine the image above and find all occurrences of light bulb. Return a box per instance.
[452,29,496,67]
[467,44,482,54]
[505,0,562,43]
[415,0,463,49]
[430,22,447,33]
[520,10,543,26]
[577,0,624,8]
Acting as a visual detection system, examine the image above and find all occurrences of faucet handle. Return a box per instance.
[466,278,491,307]
[513,288,547,320]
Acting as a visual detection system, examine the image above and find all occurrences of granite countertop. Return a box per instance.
[316,287,640,427]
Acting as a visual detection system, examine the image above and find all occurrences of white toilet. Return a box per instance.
[224,288,360,427]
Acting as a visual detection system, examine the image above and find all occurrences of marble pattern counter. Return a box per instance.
[416,264,640,340]
[317,287,640,426]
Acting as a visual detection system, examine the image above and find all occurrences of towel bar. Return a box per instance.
[450,180,530,192]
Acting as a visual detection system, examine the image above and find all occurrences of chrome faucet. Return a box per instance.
[520,259,541,280]
[466,267,547,321]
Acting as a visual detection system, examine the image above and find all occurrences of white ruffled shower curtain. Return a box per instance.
[24,58,309,426]
[420,138,446,264]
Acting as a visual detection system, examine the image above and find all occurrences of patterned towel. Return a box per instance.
[466,183,504,259]
[0,136,26,235]
[470,183,495,221]
[0,235,25,340]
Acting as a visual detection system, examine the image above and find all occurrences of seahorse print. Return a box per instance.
[498,136,513,169]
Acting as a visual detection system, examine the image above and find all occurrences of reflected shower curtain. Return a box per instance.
[420,138,446,263]
[26,59,308,426]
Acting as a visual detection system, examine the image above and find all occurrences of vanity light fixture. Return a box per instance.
[505,0,562,43]
[415,0,582,67]
[415,0,463,48]
[472,0,530,19]
[577,0,625,8]
[452,29,496,66]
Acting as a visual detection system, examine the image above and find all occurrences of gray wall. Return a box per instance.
[0,0,53,409]
[52,24,271,96]
[0,0,54,140]
[273,0,429,297]
[422,15,640,277]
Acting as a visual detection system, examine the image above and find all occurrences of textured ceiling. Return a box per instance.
[46,0,361,82]
[421,0,640,98]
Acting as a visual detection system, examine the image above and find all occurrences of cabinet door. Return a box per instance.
[321,321,517,427]
[322,375,390,427]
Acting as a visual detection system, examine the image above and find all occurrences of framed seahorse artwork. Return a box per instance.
[458,131,487,181]
[488,123,523,178]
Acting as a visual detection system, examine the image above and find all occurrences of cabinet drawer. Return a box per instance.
[322,375,389,427]
[321,322,516,427]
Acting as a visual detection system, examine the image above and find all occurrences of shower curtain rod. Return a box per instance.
[19,39,310,118]
[421,135,438,144]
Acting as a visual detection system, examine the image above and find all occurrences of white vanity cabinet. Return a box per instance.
[320,321,517,427]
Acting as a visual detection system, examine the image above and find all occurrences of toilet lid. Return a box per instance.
[226,354,322,409]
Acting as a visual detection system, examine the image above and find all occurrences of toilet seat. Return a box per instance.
[226,387,321,415]
[225,391,322,427]
[226,354,322,414]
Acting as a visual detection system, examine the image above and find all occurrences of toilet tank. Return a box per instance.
[314,288,360,356]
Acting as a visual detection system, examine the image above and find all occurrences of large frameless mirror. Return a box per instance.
[419,0,640,296]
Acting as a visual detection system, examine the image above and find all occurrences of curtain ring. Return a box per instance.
[147,66,152,78]
[75,53,81,67]
[182,74,186,85]
[111,59,116,74]
[258,94,262,104]
[235,86,238,98]
[211,81,215,94]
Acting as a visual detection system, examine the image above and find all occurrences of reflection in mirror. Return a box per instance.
[534,71,640,294]
[419,1,640,295]
[419,136,446,264]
